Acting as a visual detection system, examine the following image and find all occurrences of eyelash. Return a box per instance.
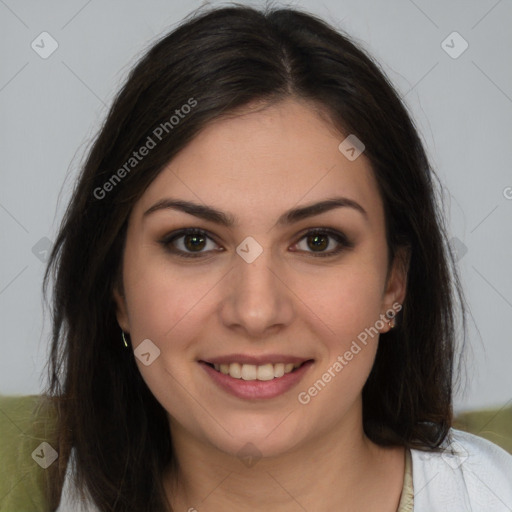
[159,227,354,259]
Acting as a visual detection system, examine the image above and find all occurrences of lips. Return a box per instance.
[198,355,314,399]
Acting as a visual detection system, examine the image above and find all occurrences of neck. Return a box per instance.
[162,401,405,512]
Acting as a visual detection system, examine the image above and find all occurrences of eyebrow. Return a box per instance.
[143,196,368,226]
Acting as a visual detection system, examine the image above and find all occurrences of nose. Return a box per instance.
[218,246,295,339]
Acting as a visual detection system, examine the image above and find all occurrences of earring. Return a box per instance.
[122,331,130,348]
[384,309,396,330]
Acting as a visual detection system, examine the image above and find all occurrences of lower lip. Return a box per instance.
[199,361,314,399]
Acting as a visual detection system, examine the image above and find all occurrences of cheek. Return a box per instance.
[295,340,377,439]
[300,261,386,341]
[308,274,382,384]
[295,268,384,422]
[122,254,213,422]
[123,246,220,344]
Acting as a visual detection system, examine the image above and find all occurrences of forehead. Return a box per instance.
[134,98,384,229]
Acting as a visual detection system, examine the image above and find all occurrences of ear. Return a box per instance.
[113,283,130,333]
[380,245,410,332]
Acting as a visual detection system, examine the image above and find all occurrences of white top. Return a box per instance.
[410,428,512,511]
[57,428,512,511]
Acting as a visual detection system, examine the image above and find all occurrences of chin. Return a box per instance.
[203,414,308,461]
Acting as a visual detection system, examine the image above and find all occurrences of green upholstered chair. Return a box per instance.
[0,395,58,512]
[1,394,511,511]
[452,404,512,454]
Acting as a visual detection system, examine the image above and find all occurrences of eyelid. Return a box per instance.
[159,228,222,259]
[159,226,354,259]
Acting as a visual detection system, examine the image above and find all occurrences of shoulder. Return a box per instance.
[410,428,512,511]
[56,448,101,512]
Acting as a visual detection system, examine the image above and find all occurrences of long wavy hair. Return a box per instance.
[42,4,467,510]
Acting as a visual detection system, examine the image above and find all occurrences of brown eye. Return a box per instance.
[307,233,329,251]
[183,232,207,251]
[160,228,220,258]
[293,228,354,257]
[160,227,353,260]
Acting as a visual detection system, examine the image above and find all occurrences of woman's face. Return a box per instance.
[114,98,407,459]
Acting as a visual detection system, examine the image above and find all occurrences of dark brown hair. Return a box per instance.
[42,4,467,510]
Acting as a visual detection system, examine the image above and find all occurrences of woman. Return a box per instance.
[42,4,512,511]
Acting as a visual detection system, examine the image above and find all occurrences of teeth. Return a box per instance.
[256,364,274,381]
[211,361,304,380]
[274,363,285,378]
[241,364,257,380]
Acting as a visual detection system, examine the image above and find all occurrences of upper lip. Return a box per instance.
[200,354,313,365]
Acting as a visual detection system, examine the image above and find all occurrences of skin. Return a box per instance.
[114,97,409,511]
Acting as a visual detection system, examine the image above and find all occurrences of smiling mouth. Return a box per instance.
[201,360,312,381]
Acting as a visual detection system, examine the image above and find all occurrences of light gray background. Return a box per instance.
[0,0,511,413]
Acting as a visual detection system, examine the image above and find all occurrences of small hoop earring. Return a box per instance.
[122,331,130,348]
[389,319,396,329]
